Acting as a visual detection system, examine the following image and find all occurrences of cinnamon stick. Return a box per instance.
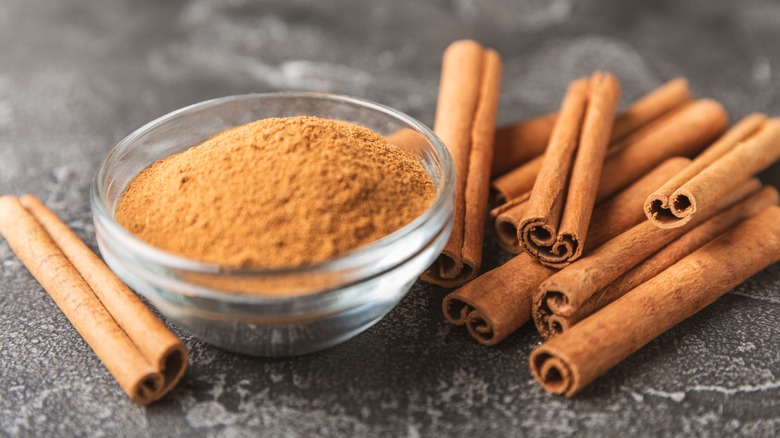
[493,99,728,254]
[645,115,780,228]
[611,77,691,141]
[0,195,187,404]
[492,78,692,200]
[533,178,765,338]
[518,72,621,267]
[492,113,556,177]
[546,185,779,336]
[442,157,689,345]
[530,206,780,397]
[420,40,502,287]
[491,154,542,206]
[444,252,554,344]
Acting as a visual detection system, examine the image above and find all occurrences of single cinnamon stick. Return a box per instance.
[611,77,691,142]
[645,115,780,228]
[530,206,780,397]
[442,157,689,345]
[547,185,779,336]
[492,78,692,199]
[491,154,542,205]
[493,99,728,254]
[492,113,556,177]
[518,72,621,267]
[533,178,764,338]
[420,40,502,287]
[444,252,554,344]
[0,195,187,404]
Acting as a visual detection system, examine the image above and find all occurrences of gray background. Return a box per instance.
[1,0,779,436]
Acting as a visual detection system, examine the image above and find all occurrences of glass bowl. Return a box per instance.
[91,92,454,356]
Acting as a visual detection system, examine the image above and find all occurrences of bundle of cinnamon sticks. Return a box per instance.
[427,40,780,396]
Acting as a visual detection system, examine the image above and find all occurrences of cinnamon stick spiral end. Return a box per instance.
[519,218,580,268]
[531,294,555,340]
[155,344,188,401]
[125,336,187,404]
[493,215,524,254]
[530,347,578,396]
[132,373,165,405]
[442,294,473,325]
[644,189,696,229]
[533,289,575,340]
[465,310,502,346]
[421,251,477,288]
[547,315,571,338]
[130,345,187,404]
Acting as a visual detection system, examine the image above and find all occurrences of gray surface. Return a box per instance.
[1,0,780,436]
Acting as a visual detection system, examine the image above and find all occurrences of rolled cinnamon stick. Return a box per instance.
[493,99,728,254]
[420,40,502,287]
[546,185,779,336]
[0,195,187,404]
[19,195,187,396]
[530,206,780,397]
[491,113,556,177]
[446,252,553,344]
[611,77,691,142]
[492,78,692,200]
[491,154,542,205]
[533,178,764,338]
[645,115,780,228]
[443,157,689,345]
[519,72,621,267]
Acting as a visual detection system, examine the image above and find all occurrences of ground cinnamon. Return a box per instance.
[116,116,435,268]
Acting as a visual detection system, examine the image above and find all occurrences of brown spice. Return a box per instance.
[518,72,621,267]
[532,178,764,339]
[541,184,778,338]
[492,98,728,254]
[491,78,692,202]
[645,114,780,228]
[530,206,780,397]
[442,157,690,346]
[116,116,435,268]
[419,40,502,287]
[0,195,187,404]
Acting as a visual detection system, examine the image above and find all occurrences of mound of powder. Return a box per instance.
[115,116,436,268]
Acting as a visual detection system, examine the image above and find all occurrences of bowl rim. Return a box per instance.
[92,91,454,300]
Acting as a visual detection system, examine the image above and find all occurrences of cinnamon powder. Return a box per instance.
[115,116,435,268]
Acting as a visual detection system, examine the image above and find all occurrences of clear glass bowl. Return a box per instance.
[91,92,454,356]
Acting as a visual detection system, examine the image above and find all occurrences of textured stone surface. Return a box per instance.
[1,0,779,436]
